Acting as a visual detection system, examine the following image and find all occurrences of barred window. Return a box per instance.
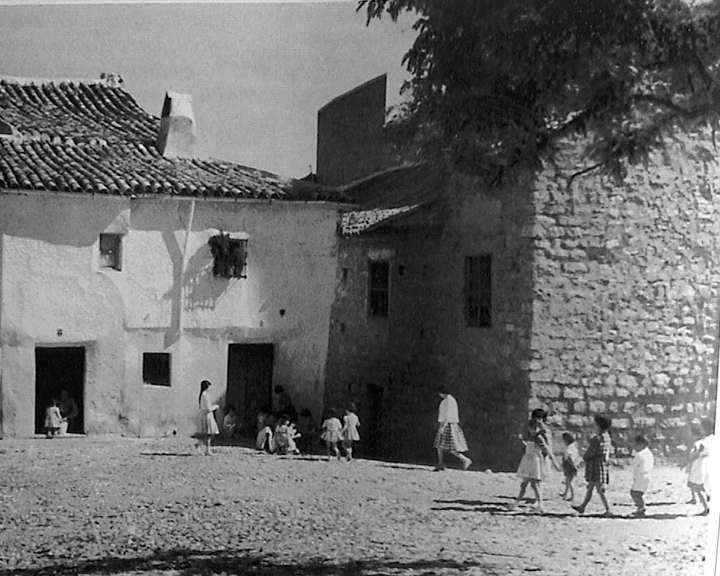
[209,234,247,279]
[368,260,390,317]
[464,255,492,328]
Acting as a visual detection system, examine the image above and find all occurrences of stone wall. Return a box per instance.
[529,133,720,455]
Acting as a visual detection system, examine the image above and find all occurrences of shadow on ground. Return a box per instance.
[4,549,502,576]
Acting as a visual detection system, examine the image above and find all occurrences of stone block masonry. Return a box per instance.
[529,133,720,454]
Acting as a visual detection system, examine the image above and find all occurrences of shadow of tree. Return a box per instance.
[182,245,236,312]
[3,548,499,576]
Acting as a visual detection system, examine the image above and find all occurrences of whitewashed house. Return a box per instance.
[0,76,347,438]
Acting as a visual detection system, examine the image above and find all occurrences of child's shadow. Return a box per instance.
[618,512,699,520]
[433,499,583,518]
[432,499,515,514]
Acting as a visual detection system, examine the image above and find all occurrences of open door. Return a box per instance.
[35,346,85,434]
[226,344,274,433]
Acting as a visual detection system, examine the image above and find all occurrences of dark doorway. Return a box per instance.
[226,344,274,433]
[35,347,85,435]
[365,383,384,458]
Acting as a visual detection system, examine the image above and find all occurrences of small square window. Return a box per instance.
[465,254,492,328]
[368,260,390,317]
[143,353,171,387]
[99,233,122,270]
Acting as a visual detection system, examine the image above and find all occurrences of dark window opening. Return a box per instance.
[369,260,390,317]
[99,233,122,270]
[465,254,492,328]
[209,234,247,278]
[143,353,171,387]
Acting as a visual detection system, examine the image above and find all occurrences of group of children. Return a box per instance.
[509,409,715,517]
[255,403,361,461]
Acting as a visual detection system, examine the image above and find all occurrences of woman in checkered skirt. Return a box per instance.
[433,390,472,471]
[572,415,614,516]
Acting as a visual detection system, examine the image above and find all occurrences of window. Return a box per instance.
[464,255,492,328]
[99,233,122,270]
[368,260,390,317]
[142,353,171,387]
[208,233,247,278]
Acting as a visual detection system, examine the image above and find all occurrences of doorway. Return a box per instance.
[365,383,384,458]
[35,346,85,435]
[226,344,274,433]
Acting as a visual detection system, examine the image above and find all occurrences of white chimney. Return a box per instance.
[156,92,196,158]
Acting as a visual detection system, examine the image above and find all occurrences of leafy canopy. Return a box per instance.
[360,0,720,183]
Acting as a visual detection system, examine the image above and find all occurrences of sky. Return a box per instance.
[0,1,416,178]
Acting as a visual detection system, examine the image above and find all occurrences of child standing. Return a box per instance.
[433,390,472,471]
[321,409,343,461]
[274,416,292,455]
[509,414,559,513]
[572,415,614,516]
[630,434,654,517]
[44,398,62,439]
[197,380,220,456]
[560,432,580,502]
[341,403,361,461]
[686,423,711,515]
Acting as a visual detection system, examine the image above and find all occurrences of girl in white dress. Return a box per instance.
[341,403,361,461]
[686,423,712,515]
[321,409,343,461]
[198,380,220,455]
[509,413,559,513]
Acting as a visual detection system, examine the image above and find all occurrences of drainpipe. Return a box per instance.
[177,199,196,336]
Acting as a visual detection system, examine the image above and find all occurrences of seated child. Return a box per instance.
[274,416,291,455]
[222,406,241,439]
[255,407,275,453]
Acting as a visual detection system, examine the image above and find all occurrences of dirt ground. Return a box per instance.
[0,437,711,576]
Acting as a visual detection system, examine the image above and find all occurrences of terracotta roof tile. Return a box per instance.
[0,77,346,202]
[339,163,443,235]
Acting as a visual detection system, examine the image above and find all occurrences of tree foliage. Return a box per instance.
[360,0,720,183]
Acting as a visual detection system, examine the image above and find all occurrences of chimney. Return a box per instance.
[156,92,196,158]
[316,74,386,187]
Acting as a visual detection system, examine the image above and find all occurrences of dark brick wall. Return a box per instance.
[325,177,536,470]
[316,76,386,187]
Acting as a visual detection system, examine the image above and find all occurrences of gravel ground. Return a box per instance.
[0,437,710,576]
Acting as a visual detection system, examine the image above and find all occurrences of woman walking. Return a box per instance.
[198,380,220,455]
[433,389,472,471]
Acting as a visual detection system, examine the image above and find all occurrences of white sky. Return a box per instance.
[0,1,416,178]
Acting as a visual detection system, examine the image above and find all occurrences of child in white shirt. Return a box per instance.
[630,434,654,517]
[560,432,580,502]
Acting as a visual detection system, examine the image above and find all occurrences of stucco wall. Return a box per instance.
[0,192,340,437]
[529,133,720,453]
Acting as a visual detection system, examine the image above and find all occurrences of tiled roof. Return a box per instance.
[339,163,443,235]
[0,77,346,202]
